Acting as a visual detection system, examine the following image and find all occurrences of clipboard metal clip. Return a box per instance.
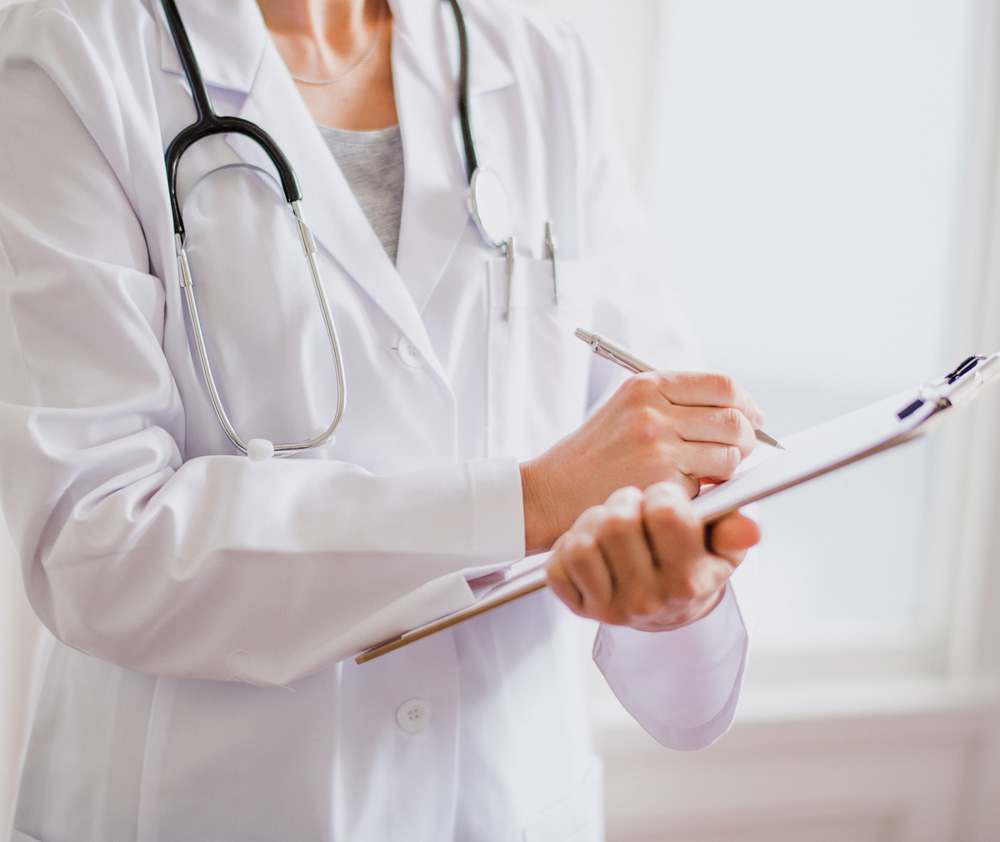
[945,355,985,383]
[897,354,996,420]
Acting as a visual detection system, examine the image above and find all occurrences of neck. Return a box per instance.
[257,0,398,131]
[257,0,384,58]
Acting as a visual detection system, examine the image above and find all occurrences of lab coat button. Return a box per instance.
[395,699,430,733]
[394,336,423,368]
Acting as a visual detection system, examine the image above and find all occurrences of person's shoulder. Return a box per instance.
[0,0,162,146]
[0,0,153,57]
[1,0,105,32]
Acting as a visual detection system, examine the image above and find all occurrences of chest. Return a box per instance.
[138,35,600,468]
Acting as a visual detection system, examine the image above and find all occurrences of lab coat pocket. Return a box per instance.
[486,256,598,460]
[522,758,605,842]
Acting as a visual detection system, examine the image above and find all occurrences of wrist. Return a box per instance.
[520,459,561,555]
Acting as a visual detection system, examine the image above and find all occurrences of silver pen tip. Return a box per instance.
[755,429,785,450]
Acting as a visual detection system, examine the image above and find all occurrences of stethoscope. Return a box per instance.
[161,0,513,461]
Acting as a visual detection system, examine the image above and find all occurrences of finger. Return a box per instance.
[552,528,615,619]
[672,441,744,484]
[546,555,585,615]
[640,482,704,563]
[643,483,735,603]
[592,488,660,621]
[678,472,701,499]
[671,405,757,456]
[706,511,761,559]
[653,371,766,429]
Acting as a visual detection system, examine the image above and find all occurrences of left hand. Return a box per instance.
[545,481,760,632]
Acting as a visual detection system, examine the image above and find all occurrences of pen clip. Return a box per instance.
[574,328,650,374]
[592,344,638,372]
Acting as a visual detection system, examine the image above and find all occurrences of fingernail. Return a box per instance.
[752,406,767,427]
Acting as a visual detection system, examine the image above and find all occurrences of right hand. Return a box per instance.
[520,371,764,554]
[545,483,760,631]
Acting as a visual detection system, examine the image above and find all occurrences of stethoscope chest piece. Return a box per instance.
[467,167,512,249]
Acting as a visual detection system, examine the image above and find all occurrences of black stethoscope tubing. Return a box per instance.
[443,0,480,183]
[161,0,483,238]
[159,0,505,458]
[160,0,303,240]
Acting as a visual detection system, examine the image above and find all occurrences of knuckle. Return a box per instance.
[720,407,743,437]
[645,489,687,525]
[606,485,643,507]
[652,442,683,477]
[575,504,608,532]
[671,576,700,604]
[621,373,660,406]
[603,604,630,626]
[601,509,638,543]
[648,479,688,503]
[720,444,742,476]
[711,372,738,403]
[557,534,597,571]
[630,405,667,445]
[632,593,662,619]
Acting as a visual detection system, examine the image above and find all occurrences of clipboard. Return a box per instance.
[691,351,1000,521]
[355,352,1000,664]
[354,561,549,663]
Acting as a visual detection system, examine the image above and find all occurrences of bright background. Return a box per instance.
[5,0,1000,839]
[541,0,973,653]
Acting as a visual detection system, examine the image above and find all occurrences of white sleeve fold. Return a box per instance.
[592,578,750,750]
[0,14,526,684]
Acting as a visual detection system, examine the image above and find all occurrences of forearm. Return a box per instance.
[1,406,525,682]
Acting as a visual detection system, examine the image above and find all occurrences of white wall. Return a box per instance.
[541,1,1000,840]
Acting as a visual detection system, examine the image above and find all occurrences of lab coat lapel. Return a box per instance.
[235,51,445,367]
[390,0,515,313]
[157,0,443,374]
[155,0,263,91]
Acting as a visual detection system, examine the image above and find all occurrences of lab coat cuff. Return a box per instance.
[592,584,749,750]
[468,457,526,559]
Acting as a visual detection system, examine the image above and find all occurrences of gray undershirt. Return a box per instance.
[318,124,404,264]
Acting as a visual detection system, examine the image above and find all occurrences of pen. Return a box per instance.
[574,328,785,450]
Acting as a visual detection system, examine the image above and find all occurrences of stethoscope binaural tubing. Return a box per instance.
[160,0,507,459]
[161,0,347,460]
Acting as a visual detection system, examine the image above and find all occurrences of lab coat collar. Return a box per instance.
[155,0,513,98]
[388,0,515,97]
[155,0,514,367]
[155,0,266,93]
[390,0,517,312]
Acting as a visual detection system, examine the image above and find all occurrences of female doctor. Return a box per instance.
[0,0,763,839]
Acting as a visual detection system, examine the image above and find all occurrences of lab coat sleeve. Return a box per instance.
[554,21,754,748]
[593,567,754,749]
[0,7,524,685]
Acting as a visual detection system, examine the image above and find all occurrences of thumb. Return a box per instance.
[706,511,760,555]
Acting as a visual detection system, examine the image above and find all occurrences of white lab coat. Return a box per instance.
[0,0,752,839]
